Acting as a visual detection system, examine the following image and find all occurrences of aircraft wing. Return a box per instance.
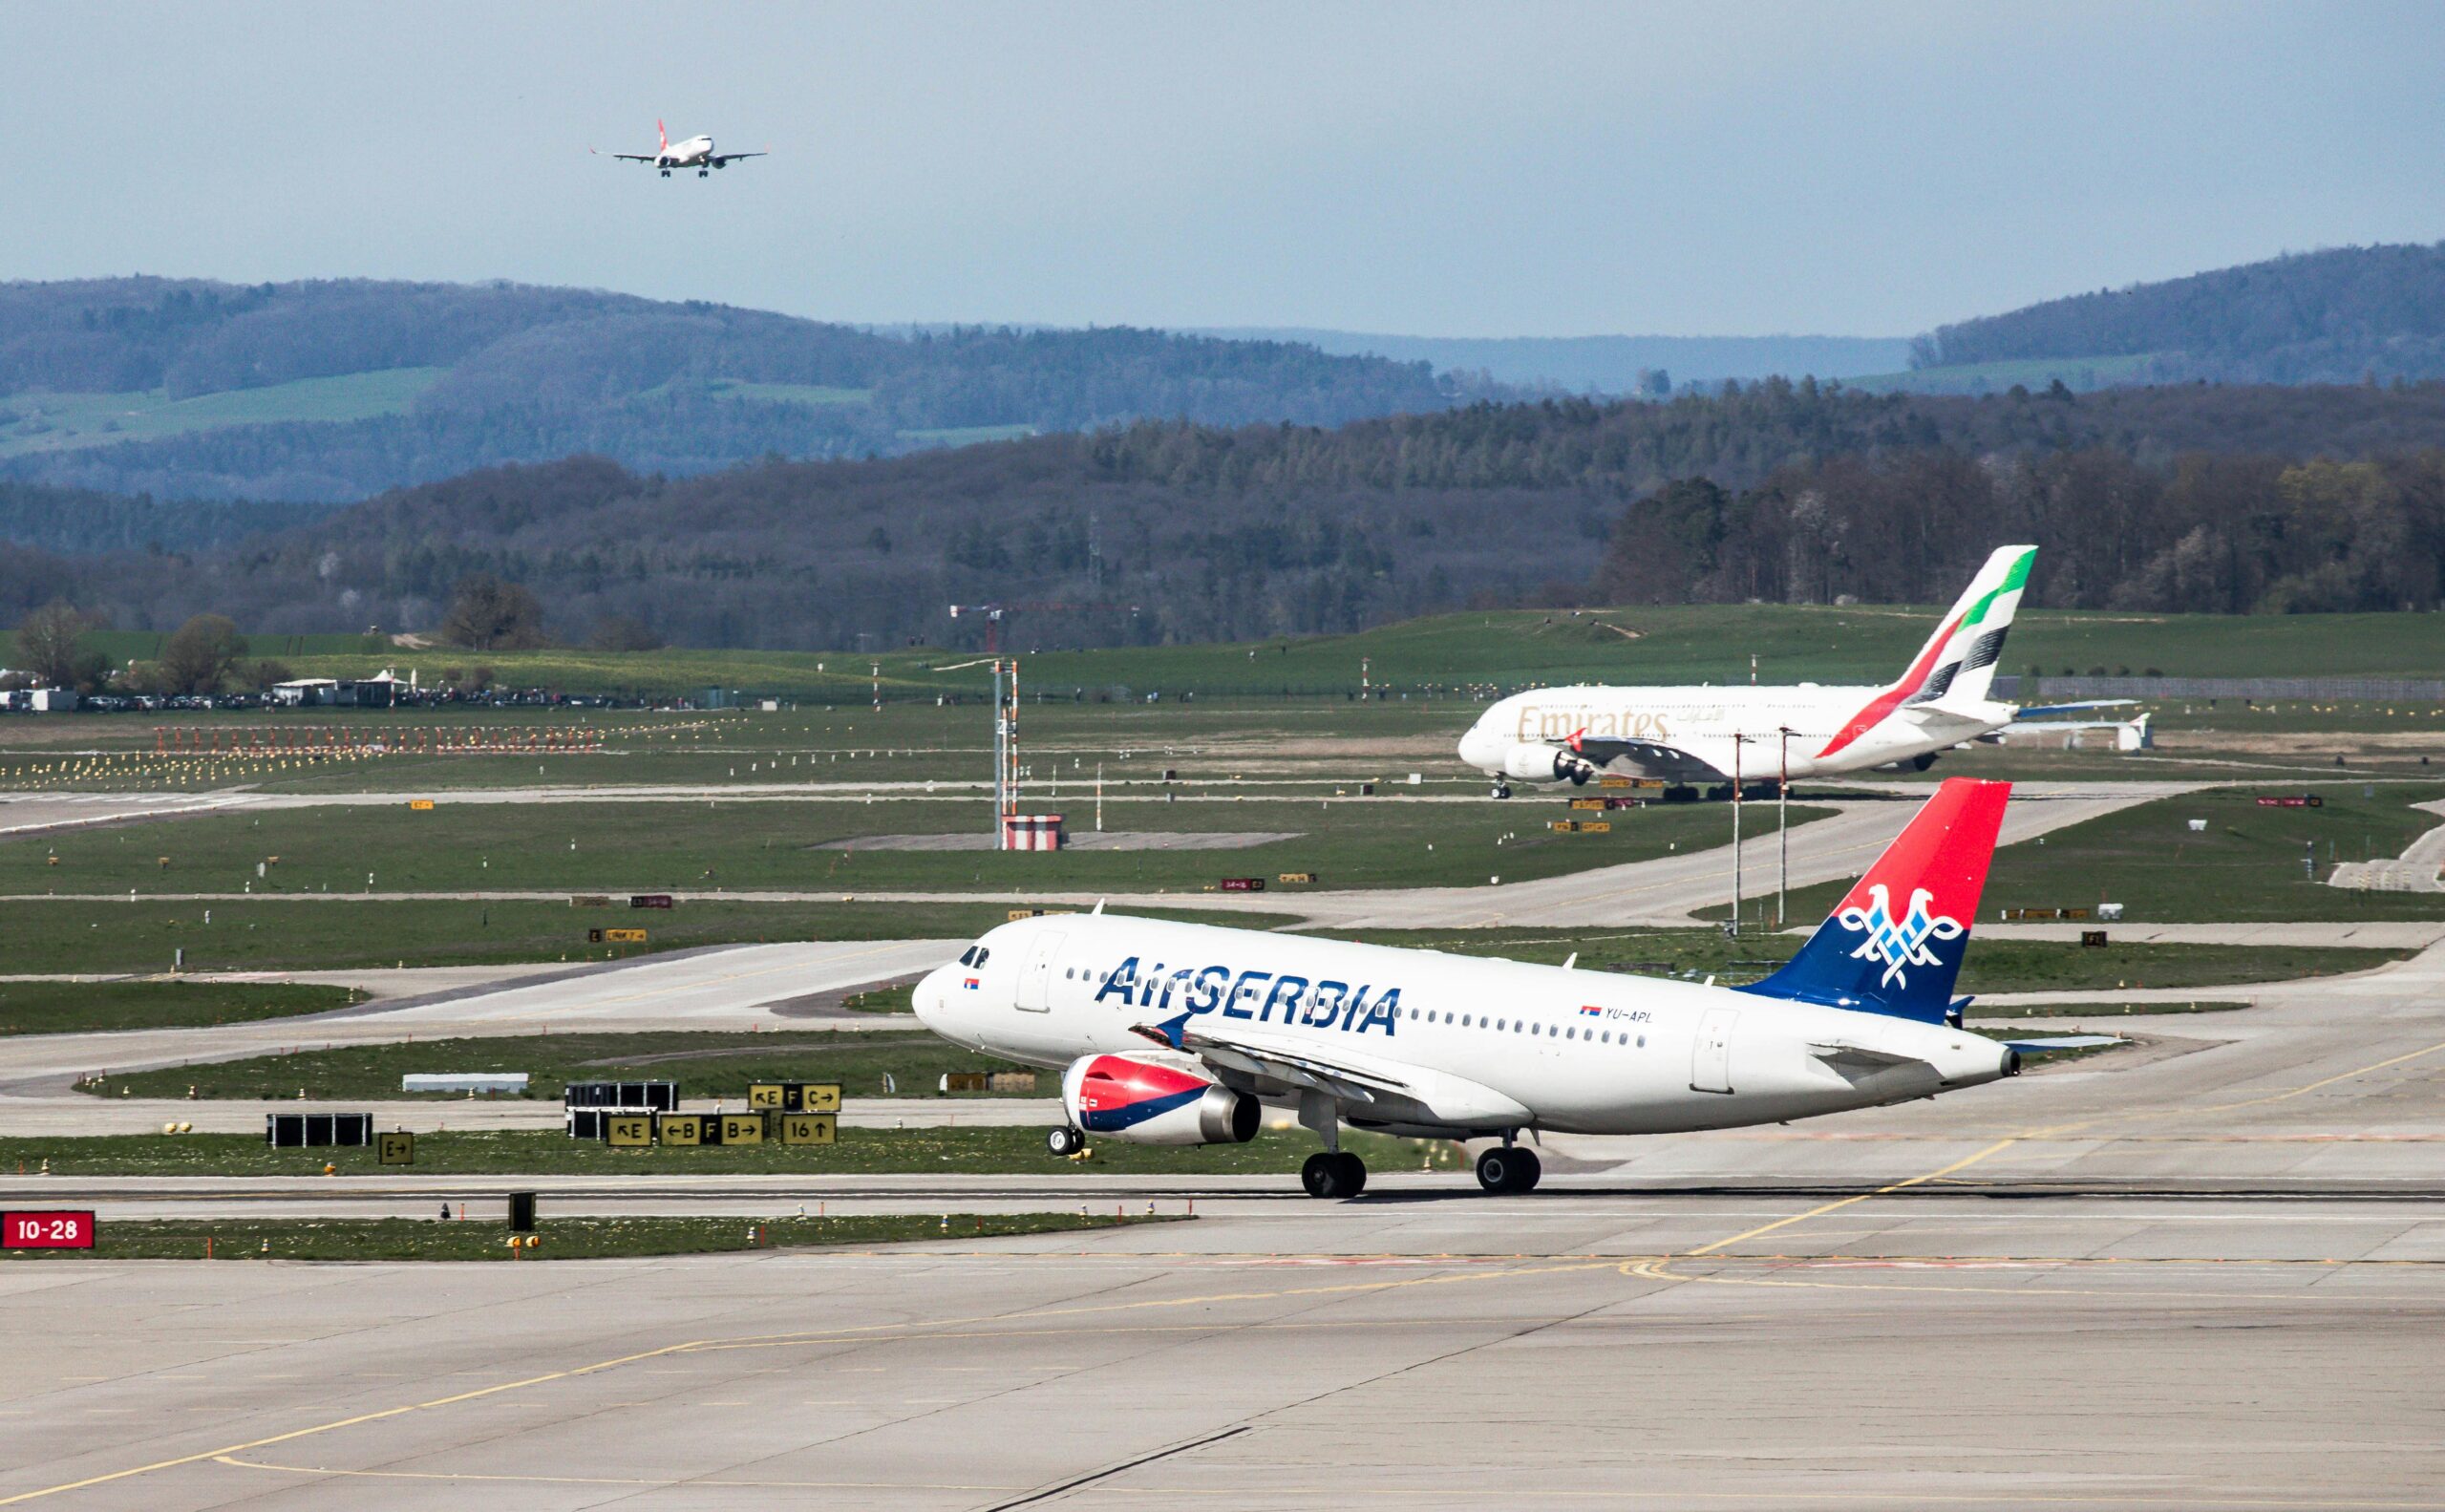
[1129,1016,1530,1128]
[1181,1025,1409,1106]
[591,148,659,161]
[1563,734,1726,783]
[708,152,768,166]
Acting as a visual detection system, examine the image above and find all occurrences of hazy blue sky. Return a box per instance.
[5,2,2440,337]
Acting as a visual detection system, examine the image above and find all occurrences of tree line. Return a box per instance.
[5,380,2445,652]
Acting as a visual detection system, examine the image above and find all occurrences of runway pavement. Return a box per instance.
[0,931,2441,1506]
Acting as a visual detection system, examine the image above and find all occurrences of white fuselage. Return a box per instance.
[916,915,2014,1139]
[660,135,716,166]
[1458,683,2008,785]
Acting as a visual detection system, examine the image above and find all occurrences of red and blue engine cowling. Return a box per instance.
[1060,1054,1260,1146]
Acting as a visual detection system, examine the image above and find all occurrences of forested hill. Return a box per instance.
[1911,243,2445,385]
[0,278,1461,500]
[20,377,2445,650]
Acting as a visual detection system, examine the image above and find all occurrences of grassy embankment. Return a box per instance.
[0,1212,1174,1263]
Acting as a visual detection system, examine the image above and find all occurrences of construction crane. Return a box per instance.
[946,602,1139,655]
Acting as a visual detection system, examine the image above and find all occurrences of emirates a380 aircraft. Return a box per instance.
[593,119,767,178]
[915,779,2030,1198]
[1459,544,2039,797]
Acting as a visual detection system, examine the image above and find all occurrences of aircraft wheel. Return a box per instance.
[698,168,710,177]
[659,170,670,178]
[1476,1145,1541,1193]
[1491,782,1511,799]
[1046,1126,1084,1158]
[1302,1150,1360,1199]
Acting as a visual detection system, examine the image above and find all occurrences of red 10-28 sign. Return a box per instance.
[4,1211,95,1248]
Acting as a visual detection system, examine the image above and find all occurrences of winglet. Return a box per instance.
[1738,778,2009,1022]
[1130,1012,1191,1051]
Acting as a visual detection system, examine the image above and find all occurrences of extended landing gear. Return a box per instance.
[1490,781,1513,799]
[1047,1126,1085,1157]
[1301,1150,1369,1199]
[697,168,710,177]
[659,168,671,178]
[1475,1145,1541,1194]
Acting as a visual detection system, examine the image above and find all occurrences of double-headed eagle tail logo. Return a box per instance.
[1835,883,1966,989]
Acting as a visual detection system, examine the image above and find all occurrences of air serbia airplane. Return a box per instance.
[593,120,767,178]
[1458,544,2040,797]
[915,777,2026,1198]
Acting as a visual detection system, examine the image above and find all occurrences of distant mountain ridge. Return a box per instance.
[1907,243,2445,388]
[1191,328,1912,393]
[0,278,1462,500]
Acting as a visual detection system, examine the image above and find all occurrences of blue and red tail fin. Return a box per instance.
[1738,777,2009,1024]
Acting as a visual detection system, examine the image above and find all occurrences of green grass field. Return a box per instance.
[0,369,444,457]
[0,1212,1171,1263]
[1733,783,2445,924]
[0,794,1818,898]
[0,898,1040,974]
[0,979,361,1036]
[93,1030,1040,1103]
[0,1125,1422,1177]
[209,602,2445,701]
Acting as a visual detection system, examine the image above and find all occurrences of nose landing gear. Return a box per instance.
[1301,1151,1369,1198]
[1475,1145,1541,1193]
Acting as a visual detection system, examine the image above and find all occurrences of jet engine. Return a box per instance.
[1060,1054,1260,1146]
[1499,744,1595,786]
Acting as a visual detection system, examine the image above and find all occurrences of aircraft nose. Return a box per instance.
[1457,721,1500,770]
[912,964,959,1034]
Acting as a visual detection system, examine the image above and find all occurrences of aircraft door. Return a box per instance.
[1016,932,1066,1013]
[1690,1007,1738,1094]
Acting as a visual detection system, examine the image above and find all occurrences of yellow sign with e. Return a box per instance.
[781,1113,838,1146]
[378,1132,415,1165]
[606,1114,654,1147]
[748,1083,786,1110]
[408,799,435,811]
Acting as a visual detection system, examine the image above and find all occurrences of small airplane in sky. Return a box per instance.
[592,120,767,179]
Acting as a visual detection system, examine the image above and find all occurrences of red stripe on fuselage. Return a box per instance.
[1817,610,1963,758]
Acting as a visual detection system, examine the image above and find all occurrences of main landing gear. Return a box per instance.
[1489,781,1513,799]
[1047,1126,1085,1157]
[1475,1145,1541,1193]
[1301,1150,1369,1199]
[659,168,671,178]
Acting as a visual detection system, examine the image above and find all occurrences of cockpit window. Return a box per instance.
[958,946,990,968]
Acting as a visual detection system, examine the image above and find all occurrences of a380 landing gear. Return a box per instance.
[1476,1145,1541,1193]
[1301,1150,1369,1198]
[1490,781,1512,799]
[1046,1126,1084,1157]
